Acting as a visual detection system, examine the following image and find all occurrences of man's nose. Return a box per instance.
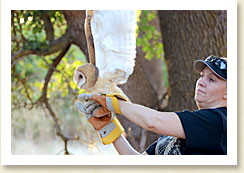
[198,77,206,87]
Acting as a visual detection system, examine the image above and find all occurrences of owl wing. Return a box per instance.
[90,10,137,84]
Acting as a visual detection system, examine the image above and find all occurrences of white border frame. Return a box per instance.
[1,0,237,165]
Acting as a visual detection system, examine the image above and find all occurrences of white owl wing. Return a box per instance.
[90,10,137,85]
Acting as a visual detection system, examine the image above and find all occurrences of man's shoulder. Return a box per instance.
[196,107,227,119]
[176,107,226,125]
[181,107,226,117]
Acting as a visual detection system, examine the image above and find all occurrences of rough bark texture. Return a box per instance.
[158,10,227,111]
[62,10,89,60]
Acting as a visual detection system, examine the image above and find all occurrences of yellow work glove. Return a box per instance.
[81,93,128,115]
[76,94,124,145]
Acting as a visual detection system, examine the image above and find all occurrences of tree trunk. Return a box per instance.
[62,10,89,61]
[158,10,227,111]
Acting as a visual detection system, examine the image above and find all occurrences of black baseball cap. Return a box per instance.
[194,55,227,80]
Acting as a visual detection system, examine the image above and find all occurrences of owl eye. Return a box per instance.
[79,74,83,79]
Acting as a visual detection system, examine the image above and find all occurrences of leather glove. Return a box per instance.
[79,93,128,116]
[76,94,124,145]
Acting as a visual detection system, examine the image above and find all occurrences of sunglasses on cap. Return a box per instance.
[205,55,227,71]
[194,55,227,80]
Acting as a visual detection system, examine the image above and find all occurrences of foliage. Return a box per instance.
[11,10,66,53]
[12,45,85,107]
[137,10,168,88]
[11,10,86,110]
[136,10,164,60]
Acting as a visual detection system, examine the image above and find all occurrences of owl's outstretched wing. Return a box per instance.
[90,10,137,85]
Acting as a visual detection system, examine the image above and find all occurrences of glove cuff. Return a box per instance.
[106,93,128,101]
[105,93,128,114]
[98,116,124,145]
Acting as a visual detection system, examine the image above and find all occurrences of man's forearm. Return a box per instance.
[113,135,140,155]
[118,101,158,131]
[118,100,186,139]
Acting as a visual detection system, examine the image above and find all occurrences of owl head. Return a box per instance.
[74,63,99,90]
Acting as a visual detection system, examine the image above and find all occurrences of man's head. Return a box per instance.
[194,55,227,109]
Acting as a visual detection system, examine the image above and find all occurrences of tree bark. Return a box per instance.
[62,10,89,61]
[158,10,227,111]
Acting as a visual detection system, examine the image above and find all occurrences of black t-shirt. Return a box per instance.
[146,107,227,155]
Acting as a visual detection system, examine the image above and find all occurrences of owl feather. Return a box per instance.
[74,10,137,100]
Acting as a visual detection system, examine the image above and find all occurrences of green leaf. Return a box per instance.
[142,46,149,52]
[148,12,156,21]
[146,31,153,40]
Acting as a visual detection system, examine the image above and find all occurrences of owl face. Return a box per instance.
[75,71,86,88]
[74,63,99,90]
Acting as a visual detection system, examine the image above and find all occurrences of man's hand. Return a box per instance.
[76,100,111,131]
[76,94,124,145]
[78,94,110,118]
[78,93,128,116]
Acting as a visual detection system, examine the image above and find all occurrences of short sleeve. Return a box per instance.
[176,109,223,151]
[145,140,157,155]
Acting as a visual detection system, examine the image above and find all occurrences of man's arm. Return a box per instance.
[81,93,186,152]
[118,101,186,139]
[112,134,148,155]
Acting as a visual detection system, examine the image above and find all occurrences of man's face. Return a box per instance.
[194,66,227,109]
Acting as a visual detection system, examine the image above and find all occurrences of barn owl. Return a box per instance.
[74,10,137,99]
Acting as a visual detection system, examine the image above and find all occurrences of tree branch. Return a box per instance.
[41,44,79,155]
[62,10,89,61]
[12,67,33,105]
[16,11,26,42]
[39,55,62,73]
[11,11,21,50]
[40,55,77,97]
[41,11,54,43]
[11,10,70,67]
[11,35,70,67]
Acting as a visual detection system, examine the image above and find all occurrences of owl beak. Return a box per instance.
[77,80,83,88]
[76,71,86,89]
